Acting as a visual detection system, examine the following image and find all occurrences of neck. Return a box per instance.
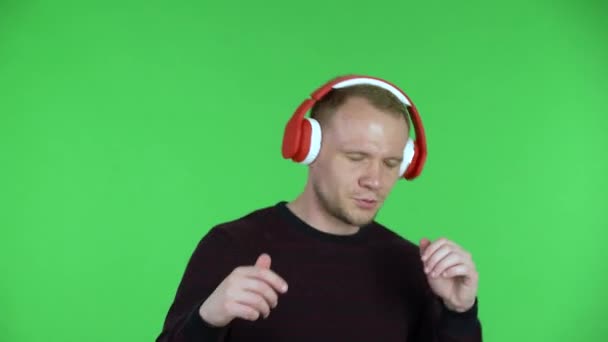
[286,182,360,236]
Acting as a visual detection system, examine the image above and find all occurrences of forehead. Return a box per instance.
[326,97,409,152]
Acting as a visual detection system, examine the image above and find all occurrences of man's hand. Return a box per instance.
[419,237,479,312]
[199,253,289,327]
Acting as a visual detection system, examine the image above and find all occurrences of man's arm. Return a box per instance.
[155,227,236,342]
[412,237,483,341]
[406,237,483,342]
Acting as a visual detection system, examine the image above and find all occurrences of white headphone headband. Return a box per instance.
[332,78,412,107]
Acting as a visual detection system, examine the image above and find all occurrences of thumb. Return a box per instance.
[419,238,431,254]
[255,253,272,269]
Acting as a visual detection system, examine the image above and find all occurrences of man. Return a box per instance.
[156,75,482,341]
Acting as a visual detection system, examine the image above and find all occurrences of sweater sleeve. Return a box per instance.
[437,297,482,340]
[155,226,243,342]
[409,284,483,342]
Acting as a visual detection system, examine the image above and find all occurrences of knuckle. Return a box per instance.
[258,296,266,306]
[226,277,239,290]
[255,268,265,278]
[252,280,264,291]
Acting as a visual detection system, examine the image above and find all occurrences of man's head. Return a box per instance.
[306,84,411,227]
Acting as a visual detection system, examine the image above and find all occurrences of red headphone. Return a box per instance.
[281,74,427,180]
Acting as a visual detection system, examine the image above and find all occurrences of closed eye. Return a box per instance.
[345,152,366,161]
[345,152,401,168]
[385,159,402,168]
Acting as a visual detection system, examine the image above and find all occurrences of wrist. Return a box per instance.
[182,301,228,341]
[443,298,475,313]
[198,303,221,327]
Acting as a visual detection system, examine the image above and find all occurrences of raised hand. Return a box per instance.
[198,253,289,327]
[419,237,479,312]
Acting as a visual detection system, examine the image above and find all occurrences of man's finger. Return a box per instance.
[226,300,262,321]
[245,267,289,294]
[234,289,272,319]
[441,264,469,278]
[241,278,279,309]
[255,253,272,269]
[430,252,464,278]
[421,237,450,261]
[423,244,452,274]
[419,238,431,254]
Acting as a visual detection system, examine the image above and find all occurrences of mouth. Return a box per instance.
[354,198,378,210]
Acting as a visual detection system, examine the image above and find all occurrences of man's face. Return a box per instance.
[310,96,409,227]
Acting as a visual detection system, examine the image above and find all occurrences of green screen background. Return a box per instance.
[1,0,606,341]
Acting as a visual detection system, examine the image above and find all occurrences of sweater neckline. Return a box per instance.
[274,201,373,243]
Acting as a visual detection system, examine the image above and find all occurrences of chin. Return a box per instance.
[347,209,378,227]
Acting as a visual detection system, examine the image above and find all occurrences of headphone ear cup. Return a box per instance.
[399,138,416,177]
[293,118,322,164]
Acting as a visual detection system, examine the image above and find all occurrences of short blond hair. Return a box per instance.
[310,83,411,130]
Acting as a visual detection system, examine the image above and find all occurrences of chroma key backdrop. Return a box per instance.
[1,1,606,341]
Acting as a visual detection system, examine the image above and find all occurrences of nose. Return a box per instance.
[359,161,382,190]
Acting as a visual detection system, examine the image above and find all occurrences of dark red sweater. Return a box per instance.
[156,201,483,341]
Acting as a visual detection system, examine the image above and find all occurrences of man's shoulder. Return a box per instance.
[204,202,282,241]
[368,220,422,256]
